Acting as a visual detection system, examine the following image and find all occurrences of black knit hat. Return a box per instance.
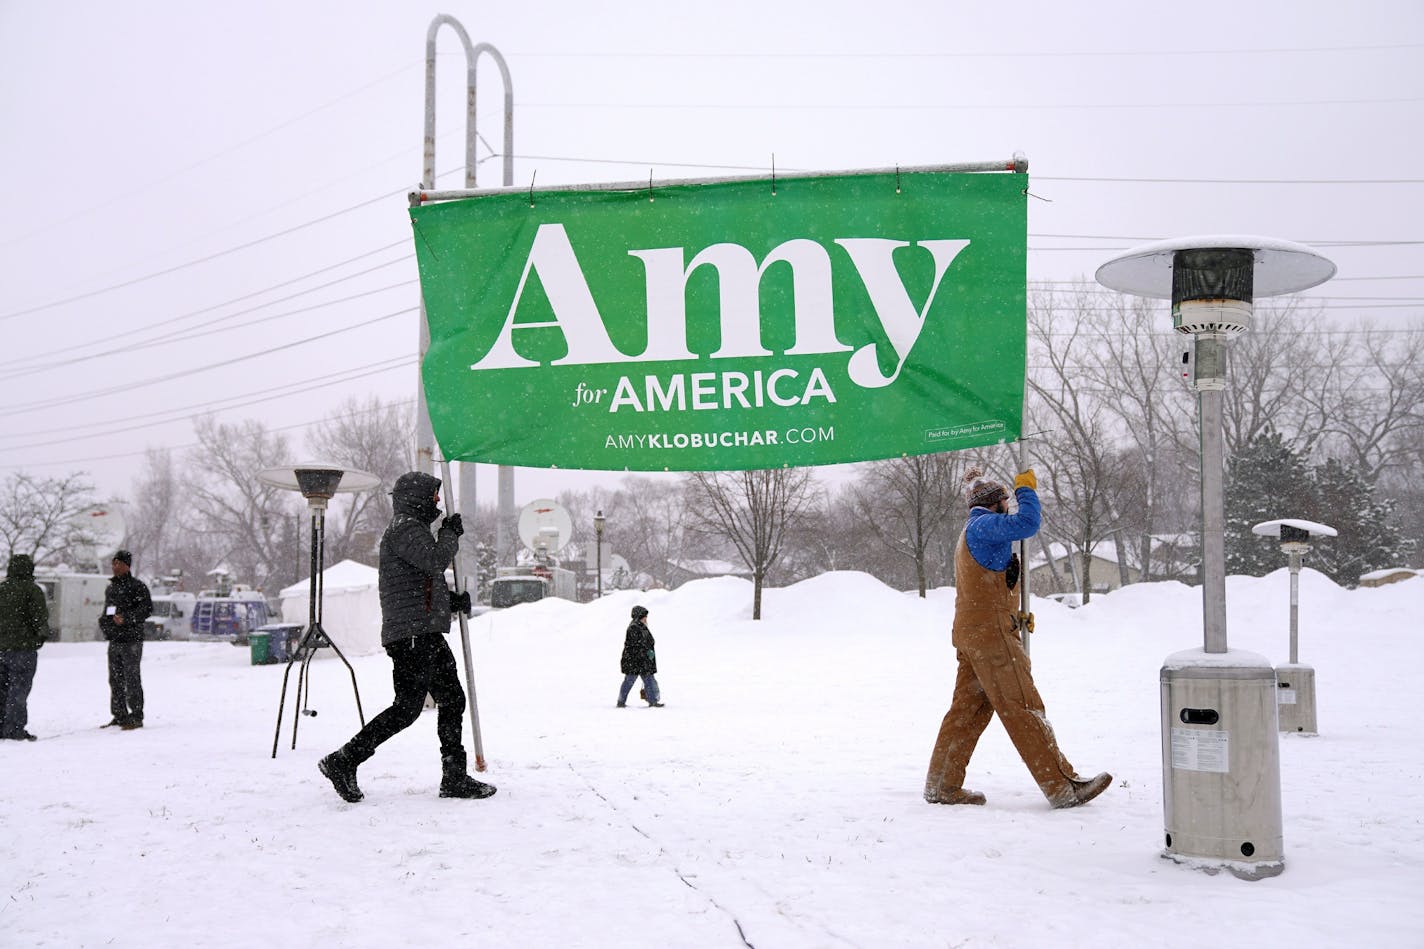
[113,549,133,565]
[631,605,649,620]
[963,468,1008,510]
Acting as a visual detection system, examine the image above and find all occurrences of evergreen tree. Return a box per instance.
[1307,458,1414,586]
[1225,429,1315,577]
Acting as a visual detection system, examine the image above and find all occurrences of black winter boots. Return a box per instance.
[320,748,497,801]
[439,753,497,800]
[318,749,364,803]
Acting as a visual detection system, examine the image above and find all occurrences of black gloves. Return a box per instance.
[450,590,472,616]
[441,513,464,536]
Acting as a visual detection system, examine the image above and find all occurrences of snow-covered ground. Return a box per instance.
[3,569,1421,947]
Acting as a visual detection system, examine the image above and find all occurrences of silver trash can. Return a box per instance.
[1160,649,1283,880]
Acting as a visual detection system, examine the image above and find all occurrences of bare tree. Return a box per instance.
[127,448,178,573]
[1056,283,1196,580]
[1303,321,1424,484]
[0,471,100,566]
[306,395,414,565]
[850,452,965,596]
[684,467,818,619]
[617,477,691,588]
[125,447,229,589]
[186,416,297,591]
[1026,287,1139,601]
[1222,303,1328,458]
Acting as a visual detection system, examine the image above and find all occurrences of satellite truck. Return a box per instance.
[33,505,126,643]
[486,499,577,608]
[143,573,197,641]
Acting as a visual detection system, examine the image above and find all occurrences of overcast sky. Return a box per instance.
[1,0,1419,512]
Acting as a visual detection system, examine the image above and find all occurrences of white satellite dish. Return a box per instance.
[517,498,573,555]
[71,504,128,572]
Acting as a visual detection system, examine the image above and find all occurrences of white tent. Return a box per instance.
[279,559,381,656]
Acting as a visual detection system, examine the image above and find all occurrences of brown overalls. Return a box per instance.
[924,531,1079,805]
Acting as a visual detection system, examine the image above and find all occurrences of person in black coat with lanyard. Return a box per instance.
[318,471,495,803]
[617,605,663,707]
[100,550,152,730]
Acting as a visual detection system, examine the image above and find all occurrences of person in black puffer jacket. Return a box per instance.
[100,550,152,730]
[318,471,495,803]
[0,554,49,741]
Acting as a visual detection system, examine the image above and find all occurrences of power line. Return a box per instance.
[498,151,1424,186]
[518,95,1424,111]
[0,395,419,473]
[0,358,414,453]
[0,60,422,252]
[0,306,415,418]
[1029,233,1424,246]
[5,147,1417,329]
[1024,283,1424,304]
[514,152,807,173]
[1033,275,1424,284]
[0,188,406,324]
[0,355,413,442]
[1033,176,1424,185]
[507,43,1423,59]
[4,250,415,377]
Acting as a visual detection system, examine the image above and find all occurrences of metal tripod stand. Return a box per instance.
[255,463,380,758]
[271,500,366,757]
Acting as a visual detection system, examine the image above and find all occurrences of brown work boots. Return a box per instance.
[924,786,987,806]
[1051,772,1113,809]
[927,773,1113,809]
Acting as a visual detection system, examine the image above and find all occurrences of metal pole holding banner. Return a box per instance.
[441,458,488,772]
[416,12,515,516]
[413,158,1029,206]
[1017,434,1032,655]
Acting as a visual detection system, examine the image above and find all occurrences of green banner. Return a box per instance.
[409,170,1026,471]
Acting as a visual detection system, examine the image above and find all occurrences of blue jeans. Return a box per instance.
[618,673,659,705]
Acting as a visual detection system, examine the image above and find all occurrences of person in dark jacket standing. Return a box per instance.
[100,550,152,731]
[923,468,1111,809]
[617,605,663,708]
[0,554,49,741]
[318,471,495,803]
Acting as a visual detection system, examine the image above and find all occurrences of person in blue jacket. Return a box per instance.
[923,467,1111,809]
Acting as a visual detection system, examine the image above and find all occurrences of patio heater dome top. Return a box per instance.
[256,462,381,507]
[1095,234,1337,301]
[1251,518,1338,539]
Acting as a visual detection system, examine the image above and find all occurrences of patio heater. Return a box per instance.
[1097,235,1334,880]
[1252,518,1336,734]
[256,463,381,758]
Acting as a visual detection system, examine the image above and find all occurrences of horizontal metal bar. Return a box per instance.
[410,157,1029,204]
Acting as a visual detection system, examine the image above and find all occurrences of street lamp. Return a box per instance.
[594,509,606,599]
[1252,518,1336,734]
[1097,235,1334,881]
